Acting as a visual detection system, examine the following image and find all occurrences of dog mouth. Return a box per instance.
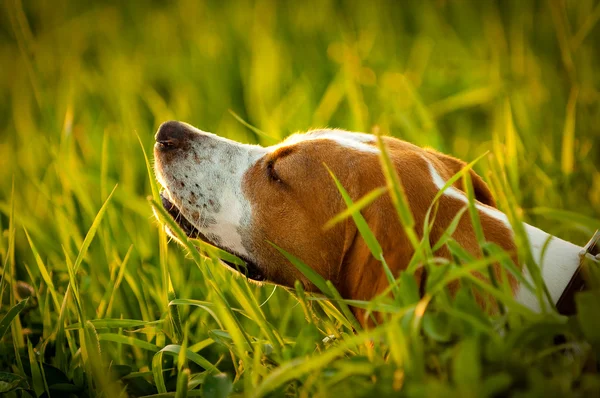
[159,191,266,282]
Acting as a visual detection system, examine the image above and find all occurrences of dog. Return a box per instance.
[153,120,598,322]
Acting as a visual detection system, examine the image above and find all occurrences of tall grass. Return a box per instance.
[1,0,600,396]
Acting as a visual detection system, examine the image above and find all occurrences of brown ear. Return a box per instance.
[337,193,425,327]
[426,150,496,207]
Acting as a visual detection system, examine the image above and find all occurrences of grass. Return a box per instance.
[1,0,600,396]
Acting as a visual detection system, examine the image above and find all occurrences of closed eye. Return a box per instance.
[266,160,282,182]
[265,146,294,183]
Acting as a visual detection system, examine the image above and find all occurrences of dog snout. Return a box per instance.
[155,120,194,151]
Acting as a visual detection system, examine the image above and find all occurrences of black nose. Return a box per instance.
[155,121,190,151]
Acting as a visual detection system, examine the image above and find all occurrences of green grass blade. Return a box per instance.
[23,229,61,310]
[430,256,537,317]
[253,326,387,397]
[432,206,468,251]
[149,198,244,273]
[229,279,284,356]
[487,156,553,312]
[325,281,362,331]
[431,152,490,206]
[103,244,134,317]
[0,297,29,340]
[561,87,578,177]
[175,368,190,398]
[168,276,183,344]
[137,133,162,202]
[269,241,332,297]
[67,318,163,330]
[374,129,416,235]
[228,109,279,144]
[463,172,486,247]
[73,184,118,274]
[157,344,219,373]
[170,298,247,322]
[64,246,84,324]
[152,350,168,394]
[98,333,161,351]
[482,242,535,292]
[205,278,255,361]
[323,186,388,230]
[83,320,121,396]
[324,164,383,259]
[324,164,402,300]
[8,179,25,359]
[188,338,215,353]
[27,338,47,397]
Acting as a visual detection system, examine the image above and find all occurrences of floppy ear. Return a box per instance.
[337,193,426,326]
[427,150,496,207]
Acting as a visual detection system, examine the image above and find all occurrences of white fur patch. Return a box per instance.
[425,160,509,225]
[213,186,250,256]
[275,129,379,154]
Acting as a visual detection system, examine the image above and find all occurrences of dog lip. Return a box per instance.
[160,192,201,238]
[159,191,265,282]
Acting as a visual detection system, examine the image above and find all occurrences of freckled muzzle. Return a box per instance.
[154,121,266,282]
[159,190,266,281]
[160,191,202,238]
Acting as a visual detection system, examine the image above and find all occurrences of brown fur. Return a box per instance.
[243,135,517,326]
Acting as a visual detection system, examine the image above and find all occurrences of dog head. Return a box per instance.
[154,121,515,301]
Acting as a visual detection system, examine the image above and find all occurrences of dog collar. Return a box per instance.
[555,230,600,315]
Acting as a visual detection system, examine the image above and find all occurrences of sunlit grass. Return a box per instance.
[1,0,600,396]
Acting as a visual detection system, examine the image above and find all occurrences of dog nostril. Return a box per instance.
[155,120,189,151]
[156,140,177,151]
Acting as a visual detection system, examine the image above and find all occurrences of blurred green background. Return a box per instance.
[1,0,600,395]
[2,0,599,237]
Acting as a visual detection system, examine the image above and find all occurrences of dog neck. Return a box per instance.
[516,224,588,313]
